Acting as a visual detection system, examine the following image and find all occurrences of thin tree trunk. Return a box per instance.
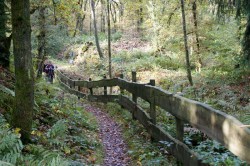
[243,14,250,66]
[37,7,46,78]
[73,15,81,37]
[137,0,143,32]
[89,0,92,35]
[110,3,117,32]
[192,0,202,72]
[52,0,57,25]
[0,1,11,68]
[11,0,34,144]
[91,0,103,58]
[100,0,105,33]
[180,0,193,86]
[107,0,111,79]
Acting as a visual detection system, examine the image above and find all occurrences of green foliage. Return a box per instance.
[24,144,68,166]
[192,140,245,165]
[46,119,68,147]
[0,115,23,165]
[105,103,176,165]
[155,56,182,70]
[111,31,122,41]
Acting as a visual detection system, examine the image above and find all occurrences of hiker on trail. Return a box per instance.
[44,61,55,83]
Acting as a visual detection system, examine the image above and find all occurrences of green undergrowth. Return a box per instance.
[0,79,103,165]
[99,102,177,166]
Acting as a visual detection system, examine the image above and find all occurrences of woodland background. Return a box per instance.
[0,0,250,165]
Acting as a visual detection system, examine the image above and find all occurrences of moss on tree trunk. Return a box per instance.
[243,14,250,66]
[11,0,34,144]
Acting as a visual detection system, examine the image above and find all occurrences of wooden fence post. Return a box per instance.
[78,78,81,100]
[103,75,107,95]
[60,71,64,83]
[69,77,72,88]
[176,117,184,142]
[149,79,156,125]
[89,78,93,95]
[119,73,124,109]
[119,73,124,95]
[132,71,137,120]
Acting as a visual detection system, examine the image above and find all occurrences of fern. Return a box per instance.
[47,119,68,138]
[24,144,68,166]
[46,119,68,147]
[0,115,23,165]
[0,160,14,166]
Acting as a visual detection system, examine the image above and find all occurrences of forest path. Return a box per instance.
[82,103,131,166]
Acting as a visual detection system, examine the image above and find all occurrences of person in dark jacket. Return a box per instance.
[44,61,54,83]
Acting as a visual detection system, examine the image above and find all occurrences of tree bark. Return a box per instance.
[137,0,143,32]
[91,0,104,58]
[192,0,202,72]
[52,0,57,25]
[0,0,11,68]
[36,7,46,78]
[107,0,111,79]
[110,2,117,32]
[243,14,250,66]
[11,0,34,144]
[180,0,193,86]
[100,0,106,33]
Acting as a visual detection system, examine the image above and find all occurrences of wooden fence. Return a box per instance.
[56,70,250,165]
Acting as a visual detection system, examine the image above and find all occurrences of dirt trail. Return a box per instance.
[83,104,130,166]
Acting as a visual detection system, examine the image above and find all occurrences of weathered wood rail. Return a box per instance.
[56,70,250,165]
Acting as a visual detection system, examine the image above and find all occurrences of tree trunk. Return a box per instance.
[110,3,117,32]
[137,0,143,32]
[192,0,202,72]
[180,0,193,86]
[107,0,111,79]
[100,0,105,33]
[52,0,57,25]
[73,14,81,37]
[11,0,34,144]
[243,14,250,66]
[0,0,11,68]
[37,7,46,78]
[91,0,103,58]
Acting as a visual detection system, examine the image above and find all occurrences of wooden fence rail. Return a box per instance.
[56,70,250,165]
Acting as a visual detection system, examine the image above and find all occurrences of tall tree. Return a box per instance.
[36,6,46,78]
[91,0,104,58]
[11,0,34,143]
[192,0,202,72]
[110,2,117,32]
[107,0,111,79]
[100,0,106,33]
[0,0,11,68]
[242,1,250,65]
[180,0,193,86]
[52,0,57,25]
[137,0,143,32]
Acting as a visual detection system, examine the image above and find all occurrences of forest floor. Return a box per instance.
[83,103,131,166]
